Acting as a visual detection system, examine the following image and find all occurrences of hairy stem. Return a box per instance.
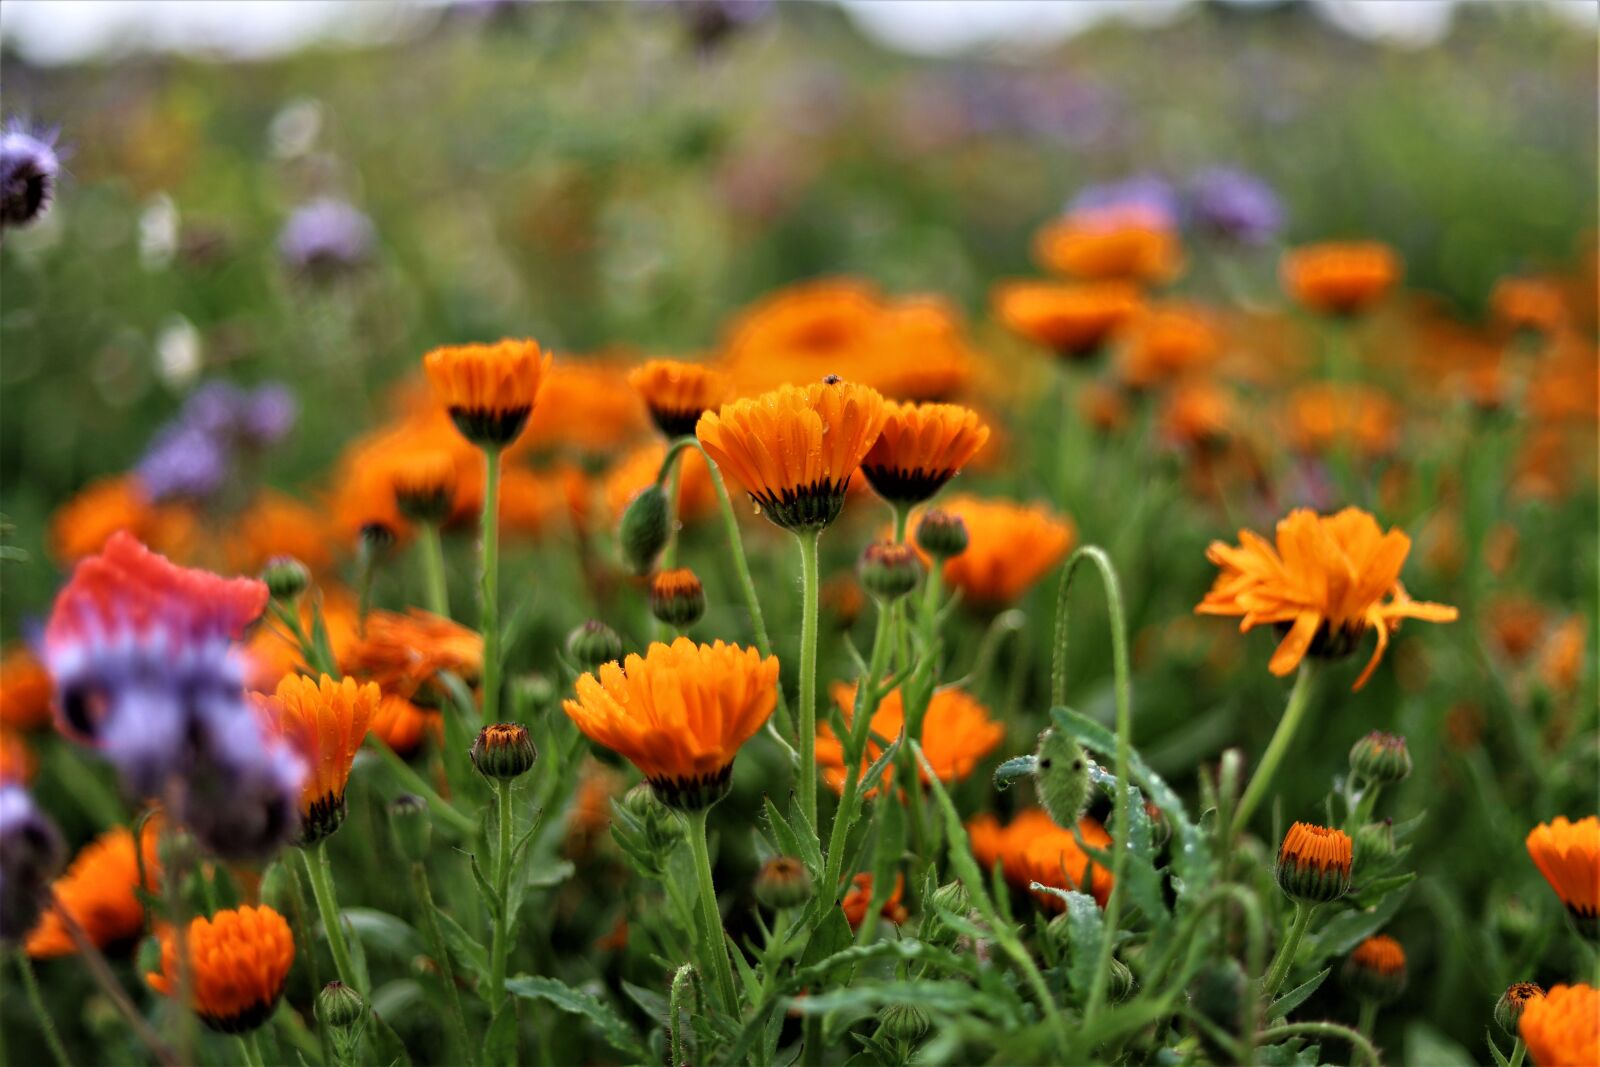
[489,778,514,1007]
[479,446,504,721]
[1233,663,1317,836]
[685,808,739,1014]
[1262,900,1317,999]
[417,523,450,618]
[302,842,360,991]
[796,530,822,831]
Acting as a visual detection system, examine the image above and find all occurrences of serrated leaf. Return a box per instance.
[1267,966,1330,1021]
[466,850,501,922]
[433,909,489,993]
[763,795,818,876]
[505,975,648,1061]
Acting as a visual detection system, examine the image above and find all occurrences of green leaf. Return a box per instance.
[370,978,424,1020]
[1403,1022,1478,1067]
[505,975,648,1061]
[992,755,1037,790]
[1485,1029,1514,1067]
[466,850,500,921]
[1058,889,1104,1000]
[339,909,425,963]
[433,909,489,994]
[763,795,820,876]
[1267,966,1330,1021]
[1313,883,1411,959]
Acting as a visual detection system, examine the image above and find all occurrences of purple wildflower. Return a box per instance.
[1188,167,1284,246]
[239,384,297,449]
[135,423,230,504]
[277,197,374,275]
[179,710,305,862]
[0,118,60,230]
[1068,174,1180,228]
[0,787,65,944]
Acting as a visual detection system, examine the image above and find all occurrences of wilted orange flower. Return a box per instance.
[1283,384,1402,458]
[424,339,552,447]
[0,645,54,731]
[1160,380,1235,449]
[1117,304,1223,390]
[932,495,1075,610]
[367,694,441,758]
[256,674,378,843]
[1018,817,1115,909]
[146,905,294,1033]
[841,872,907,930]
[1197,507,1458,689]
[1033,209,1182,284]
[48,476,195,566]
[629,359,731,439]
[1492,276,1568,338]
[27,820,162,958]
[817,683,1004,795]
[603,443,716,525]
[1520,983,1600,1067]
[341,609,483,705]
[224,490,332,577]
[697,378,888,532]
[0,730,35,784]
[563,638,779,809]
[993,280,1143,360]
[1526,816,1599,937]
[1281,241,1400,316]
[860,401,990,507]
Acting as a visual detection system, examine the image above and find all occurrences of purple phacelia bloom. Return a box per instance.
[277,197,374,274]
[0,787,64,944]
[136,423,230,504]
[239,383,297,448]
[1188,167,1284,246]
[1068,174,1180,228]
[183,381,248,439]
[0,118,60,230]
[134,380,296,502]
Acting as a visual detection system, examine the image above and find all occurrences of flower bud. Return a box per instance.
[650,568,706,628]
[387,794,432,864]
[1349,731,1412,784]
[1495,982,1545,1038]
[619,485,670,575]
[928,880,969,916]
[754,856,814,910]
[1341,935,1407,1004]
[915,509,968,560]
[512,672,556,715]
[261,556,310,601]
[1353,819,1395,871]
[1107,957,1136,1002]
[471,723,538,781]
[316,981,366,1031]
[878,1002,930,1043]
[858,541,923,602]
[1033,728,1091,830]
[567,620,624,673]
[1274,822,1352,905]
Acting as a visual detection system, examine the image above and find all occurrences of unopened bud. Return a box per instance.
[471,723,538,781]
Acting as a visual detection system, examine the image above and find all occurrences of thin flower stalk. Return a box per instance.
[796,529,823,830]
[479,446,504,721]
[489,778,514,1007]
[15,950,71,1067]
[300,843,361,993]
[684,807,739,1014]
[417,522,449,618]
[1262,899,1318,998]
[1232,663,1316,836]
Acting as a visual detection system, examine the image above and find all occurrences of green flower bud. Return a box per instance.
[512,672,556,715]
[1349,731,1412,784]
[1353,819,1395,871]
[858,541,923,602]
[1033,728,1091,830]
[387,794,432,864]
[650,569,706,628]
[567,620,624,673]
[1341,935,1407,1005]
[928,880,970,916]
[754,856,814,910]
[316,981,366,1031]
[1495,982,1545,1038]
[619,485,670,575]
[878,1002,930,1043]
[1274,822,1352,905]
[471,723,538,781]
[1107,957,1136,1003]
[915,509,968,560]
[261,556,310,601]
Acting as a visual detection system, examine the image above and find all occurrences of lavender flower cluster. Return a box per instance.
[1068,168,1285,246]
[0,117,61,231]
[135,381,297,504]
[277,197,375,275]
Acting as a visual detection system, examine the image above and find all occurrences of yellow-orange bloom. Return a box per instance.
[256,674,378,843]
[1348,934,1405,976]
[1117,304,1223,390]
[1196,507,1458,689]
[1018,816,1115,909]
[367,694,442,758]
[1526,816,1599,937]
[1283,384,1402,458]
[146,905,294,1033]
[27,821,162,958]
[1033,209,1182,284]
[841,872,907,930]
[516,356,651,457]
[48,476,196,566]
[1160,380,1234,450]
[1492,276,1568,338]
[563,638,779,809]
[390,449,460,525]
[1520,984,1600,1067]
[424,339,552,447]
[1276,821,1354,902]
[817,683,1004,795]
[993,280,1143,360]
[860,401,989,507]
[629,359,731,439]
[932,495,1075,610]
[224,490,333,577]
[341,609,483,706]
[1281,241,1401,316]
[696,378,888,532]
[0,645,54,731]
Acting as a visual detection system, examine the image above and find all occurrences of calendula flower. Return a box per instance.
[992,280,1143,361]
[1019,816,1115,909]
[696,377,888,532]
[1283,384,1402,458]
[932,495,1075,611]
[1519,983,1600,1067]
[860,401,990,507]
[1159,380,1234,450]
[722,279,879,384]
[0,731,35,785]
[603,443,716,526]
[1491,277,1567,339]
[1281,241,1400,316]
[424,339,552,448]
[563,638,779,809]
[367,694,441,758]
[0,645,53,731]
[841,872,907,930]
[48,475,196,566]
[650,568,706,629]
[27,820,161,958]
[1496,982,1546,1037]
[147,905,294,1033]
[629,359,731,438]
[817,683,1003,796]
[1117,304,1223,390]
[224,490,333,577]
[341,609,483,706]
[516,356,652,458]
[1033,207,1183,284]
[1342,934,1407,1003]
[867,296,977,402]
[1526,816,1599,939]
[1274,821,1353,904]
[390,449,459,526]
[256,674,378,844]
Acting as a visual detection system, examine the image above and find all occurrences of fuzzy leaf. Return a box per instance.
[1267,966,1330,1021]
[505,975,648,1060]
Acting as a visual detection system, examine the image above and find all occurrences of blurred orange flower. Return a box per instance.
[817,683,1004,795]
[993,279,1143,360]
[1033,208,1182,284]
[1281,241,1400,316]
[0,645,54,731]
[1283,383,1402,458]
[931,494,1075,610]
[342,609,483,705]
[225,490,332,577]
[28,819,162,958]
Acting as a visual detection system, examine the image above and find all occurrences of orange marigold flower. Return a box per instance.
[932,495,1075,611]
[256,674,378,844]
[243,587,360,692]
[1343,934,1408,1002]
[1033,209,1183,284]
[1196,507,1458,690]
[1492,276,1568,338]
[1283,384,1402,458]
[1018,817,1115,909]
[841,872,907,930]
[367,694,441,759]
[562,638,779,810]
[603,444,716,526]
[1281,241,1401,316]
[391,449,460,526]
[992,279,1143,360]
[146,905,294,1033]
[424,339,552,448]
[1539,615,1588,694]
[27,820,162,958]
[341,609,483,706]
[723,279,879,384]
[0,644,54,731]
[1526,816,1600,938]
[1275,821,1353,903]
[696,377,888,533]
[515,355,651,458]
[860,401,990,507]
[818,683,1003,796]
[1160,380,1234,450]
[1117,304,1223,390]
[867,296,977,402]
[47,475,197,566]
[224,490,333,577]
[629,359,731,439]
[1519,983,1600,1067]
[0,730,35,784]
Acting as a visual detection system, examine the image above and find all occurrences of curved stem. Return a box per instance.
[685,808,739,1014]
[1262,900,1317,999]
[301,843,360,991]
[15,950,71,1067]
[417,523,450,619]
[1233,663,1317,836]
[489,779,514,1008]
[796,530,822,831]
[479,446,503,721]
[235,1031,267,1067]
[1257,1021,1381,1067]
[1357,999,1378,1041]
[1509,1038,1527,1067]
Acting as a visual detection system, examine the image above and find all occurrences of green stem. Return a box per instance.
[796,530,822,831]
[685,808,739,1014]
[823,609,893,899]
[1509,1038,1527,1067]
[660,449,685,569]
[15,950,71,1067]
[1257,1021,1380,1067]
[301,843,360,991]
[1262,901,1317,999]
[418,523,450,618]
[490,779,514,1007]
[1357,999,1378,1041]
[235,1031,267,1067]
[891,505,909,544]
[364,738,477,836]
[411,863,477,1067]
[480,446,503,721]
[1232,663,1317,836]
